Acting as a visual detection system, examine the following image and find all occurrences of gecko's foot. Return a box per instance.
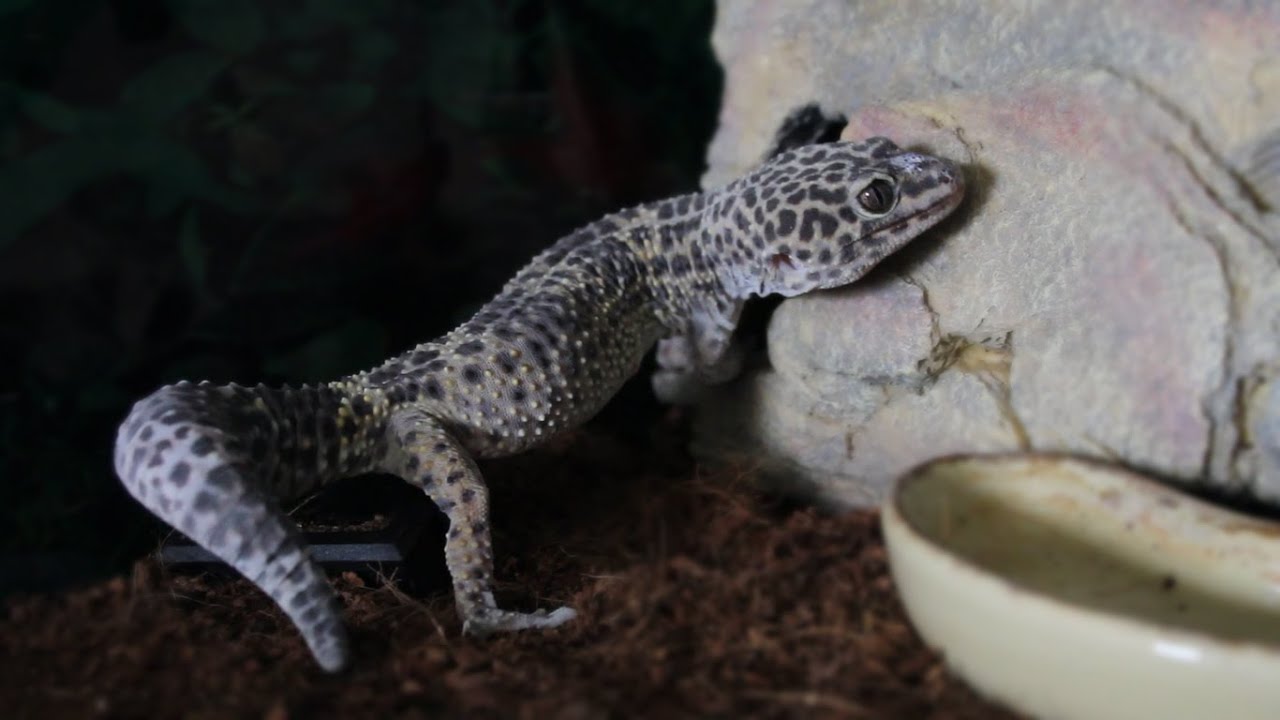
[462,606,578,638]
[651,369,711,405]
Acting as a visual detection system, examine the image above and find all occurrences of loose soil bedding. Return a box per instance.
[3,416,1018,719]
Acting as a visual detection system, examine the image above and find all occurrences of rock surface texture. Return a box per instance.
[696,0,1280,507]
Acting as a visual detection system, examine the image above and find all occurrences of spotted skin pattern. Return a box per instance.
[114,133,964,672]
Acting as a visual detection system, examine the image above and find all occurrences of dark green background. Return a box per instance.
[0,0,721,588]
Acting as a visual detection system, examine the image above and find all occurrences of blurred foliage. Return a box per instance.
[0,0,720,586]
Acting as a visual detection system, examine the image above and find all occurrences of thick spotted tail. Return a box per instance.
[113,380,387,672]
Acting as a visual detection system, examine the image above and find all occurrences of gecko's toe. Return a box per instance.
[539,606,578,625]
[462,605,579,637]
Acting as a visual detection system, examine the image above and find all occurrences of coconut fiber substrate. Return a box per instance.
[1,411,1019,719]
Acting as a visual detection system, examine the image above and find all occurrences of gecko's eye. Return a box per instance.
[856,179,896,216]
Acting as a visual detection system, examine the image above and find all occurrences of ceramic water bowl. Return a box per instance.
[881,453,1280,720]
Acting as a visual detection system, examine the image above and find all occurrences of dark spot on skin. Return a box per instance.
[139,426,153,442]
[367,369,394,384]
[411,349,440,364]
[207,464,238,490]
[796,248,812,261]
[460,489,476,504]
[171,461,191,487]
[425,380,443,399]
[817,248,833,264]
[191,436,215,457]
[899,174,940,197]
[809,186,847,204]
[840,243,861,264]
[446,471,464,485]
[657,202,674,219]
[193,491,220,513]
[351,396,371,417]
[867,138,898,159]
[456,340,485,355]
[434,442,448,453]
[290,586,313,608]
[160,410,195,425]
[799,208,839,242]
[405,455,419,473]
[651,256,669,277]
[665,226,686,249]
[777,209,796,236]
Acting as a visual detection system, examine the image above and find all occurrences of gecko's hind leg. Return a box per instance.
[384,408,577,635]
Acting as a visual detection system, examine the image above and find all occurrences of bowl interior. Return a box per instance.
[896,455,1280,645]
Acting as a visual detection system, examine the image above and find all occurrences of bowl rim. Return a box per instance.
[885,450,1280,657]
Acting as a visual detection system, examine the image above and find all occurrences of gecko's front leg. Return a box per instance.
[652,334,745,404]
[652,298,746,405]
[383,408,577,634]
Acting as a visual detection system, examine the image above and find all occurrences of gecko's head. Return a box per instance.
[711,137,964,298]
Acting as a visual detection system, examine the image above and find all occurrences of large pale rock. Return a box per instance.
[695,0,1280,507]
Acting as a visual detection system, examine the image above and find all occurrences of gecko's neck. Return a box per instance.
[603,189,738,332]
